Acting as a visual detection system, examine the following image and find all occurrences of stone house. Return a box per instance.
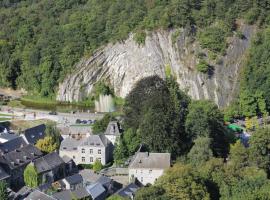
[33,152,66,184]
[128,152,171,185]
[59,134,113,166]
[22,124,46,145]
[0,144,43,189]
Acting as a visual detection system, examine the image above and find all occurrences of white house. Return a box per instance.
[59,134,113,165]
[104,121,122,145]
[128,152,171,185]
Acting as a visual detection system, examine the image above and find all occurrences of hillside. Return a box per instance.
[1,0,270,115]
[57,23,256,108]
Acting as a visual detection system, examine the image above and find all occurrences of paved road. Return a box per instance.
[0,106,104,124]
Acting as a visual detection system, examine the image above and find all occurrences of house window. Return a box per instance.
[90,149,93,154]
[98,149,101,154]
[90,157,93,162]
[73,156,75,159]
[140,177,143,183]
[82,157,85,162]
[98,157,101,161]
[81,148,85,153]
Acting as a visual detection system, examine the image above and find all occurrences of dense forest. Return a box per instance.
[107,75,270,200]
[0,0,270,108]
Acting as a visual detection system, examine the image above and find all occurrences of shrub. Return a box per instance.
[198,26,227,54]
[134,31,146,45]
[196,60,209,73]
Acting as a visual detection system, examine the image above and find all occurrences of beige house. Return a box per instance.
[59,134,113,165]
[129,152,171,185]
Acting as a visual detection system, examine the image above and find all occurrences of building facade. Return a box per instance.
[60,135,113,166]
[128,152,171,185]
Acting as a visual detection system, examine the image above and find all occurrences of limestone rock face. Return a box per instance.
[57,24,256,107]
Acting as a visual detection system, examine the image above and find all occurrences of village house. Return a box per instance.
[22,124,46,145]
[59,134,113,165]
[128,152,171,185]
[33,152,67,184]
[0,144,43,189]
[0,136,27,155]
[59,173,83,191]
[104,121,122,145]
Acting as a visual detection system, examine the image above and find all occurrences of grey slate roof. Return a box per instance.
[129,152,171,169]
[0,144,43,170]
[34,152,64,173]
[81,134,111,148]
[25,190,56,200]
[73,187,91,199]
[53,188,90,200]
[97,175,112,189]
[86,182,106,200]
[0,133,19,142]
[23,124,46,145]
[64,173,83,185]
[53,190,73,200]
[0,136,27,154]
[79,169,102,185]
[14,186,33,199]
[0,165,9,181]
[61,155,72,163]
[104,121,121,136]
[60,134,111,150]
[117,183,140,198]
[60,137,81,151]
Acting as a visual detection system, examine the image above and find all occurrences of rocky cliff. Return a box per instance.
[57,23,256,108]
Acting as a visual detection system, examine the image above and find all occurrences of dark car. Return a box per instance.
[49,111,57,115]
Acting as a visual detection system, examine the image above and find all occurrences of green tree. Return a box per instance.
[185,100,229,157]
[107,195,127,200]
[92,113,115,134]
[249,127,270,175]
[24,163,40,188]
[187,137,213,166]
[135,186,169,200]
[93,159,103,172]
[45,122,61,149]
[229,140,249,169]
[123,76,190,158]
[35,136,58,153]
[0,181,8,200]
[157,163,210,200]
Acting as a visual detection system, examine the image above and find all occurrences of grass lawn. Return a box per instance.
[0,113,13,117]
[0,118,10,121]
[10,119,52,130]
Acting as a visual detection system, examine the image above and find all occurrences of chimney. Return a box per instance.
[23,156,29,160]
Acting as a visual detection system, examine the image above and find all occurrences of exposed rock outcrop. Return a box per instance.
[57,23,256,107]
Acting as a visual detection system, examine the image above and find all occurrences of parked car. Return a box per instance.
[49,111,57,115]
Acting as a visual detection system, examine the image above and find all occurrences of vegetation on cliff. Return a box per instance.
[0,0,268,99]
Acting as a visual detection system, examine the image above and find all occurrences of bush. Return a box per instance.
[196,60,209,73]
[134,31,146,45]
[198,26,227,54]
[93,159,103,172]
[78,164,93,170]
[244,7,260,24]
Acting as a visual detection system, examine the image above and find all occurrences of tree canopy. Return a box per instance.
[24,164,40,188]
[1,0,269,97]
[0,181,8,200]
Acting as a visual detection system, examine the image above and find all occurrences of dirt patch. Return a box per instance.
[0,88,27,98]
[9,119,51,131]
